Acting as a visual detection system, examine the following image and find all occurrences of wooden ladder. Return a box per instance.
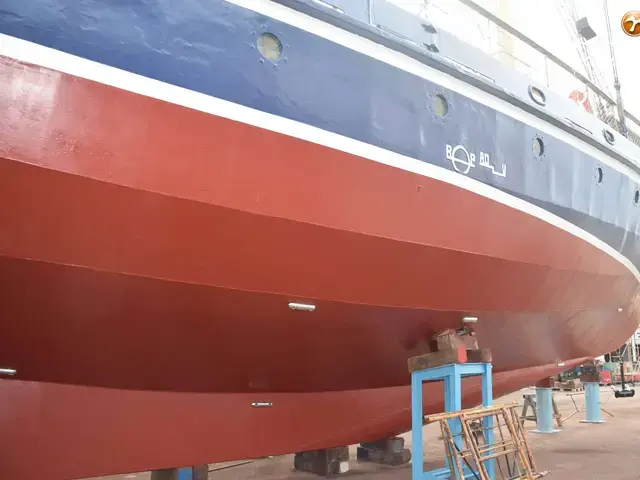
[425,404,549,480]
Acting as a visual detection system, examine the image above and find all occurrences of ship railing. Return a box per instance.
[417,0,640,147]
[299,0,640,150]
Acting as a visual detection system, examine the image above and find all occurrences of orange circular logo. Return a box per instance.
[622,11,640,36]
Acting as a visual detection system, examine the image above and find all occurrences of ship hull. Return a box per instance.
[0,45,638,480]
[2,0,640,478]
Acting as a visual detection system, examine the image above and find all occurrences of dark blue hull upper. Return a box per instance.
[2,0,640,269]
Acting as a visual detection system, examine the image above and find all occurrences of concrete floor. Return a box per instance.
[95,386,640,480]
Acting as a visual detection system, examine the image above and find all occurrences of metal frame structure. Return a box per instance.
[411,362,494,480]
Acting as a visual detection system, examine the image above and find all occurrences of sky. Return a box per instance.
[389,0,640,129]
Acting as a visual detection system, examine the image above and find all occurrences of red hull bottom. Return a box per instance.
[0,359,585,480]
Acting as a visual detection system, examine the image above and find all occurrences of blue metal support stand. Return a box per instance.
[581,382,606,424]
[177,468,192,480]
[531,388,560,434]
[411,362,494,480]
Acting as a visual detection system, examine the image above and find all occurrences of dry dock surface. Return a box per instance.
[95,386,640,480]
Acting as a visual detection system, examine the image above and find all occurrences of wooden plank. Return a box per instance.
[407,347,467,373]
[460,419,490,479]
[434,330,479,351]
[434,330,458,351]
[534,376,555,388]
[502,407,535,479]
[510,407,539,474]
[441,420,465,479]
[424,402,518,423]
[466,348,492,363]
[209,460,254,472]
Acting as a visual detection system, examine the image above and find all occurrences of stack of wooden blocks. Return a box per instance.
[579,358,601,384]
[407,329,491,373]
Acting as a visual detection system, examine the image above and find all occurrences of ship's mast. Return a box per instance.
[603,0,628,137]
[437,0,640,137]
[556,0,608,93]
[555,0,610,118]
[494,0,515,68]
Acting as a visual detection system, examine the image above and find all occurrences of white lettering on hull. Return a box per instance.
[446,144,506,178]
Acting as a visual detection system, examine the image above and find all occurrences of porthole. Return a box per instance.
[433,94,448,117]
[634,189,640,205]
[596,166,604,184]
[603,129,615,145]
[528,85,546,106]
[257,33,283,61]
[533,136,545,157]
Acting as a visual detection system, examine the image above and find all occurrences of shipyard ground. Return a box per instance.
[95,386,638,480]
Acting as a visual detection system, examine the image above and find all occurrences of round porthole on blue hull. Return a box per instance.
[533,136,545,157]
[257,33,283,61]
[433,94,448,117]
